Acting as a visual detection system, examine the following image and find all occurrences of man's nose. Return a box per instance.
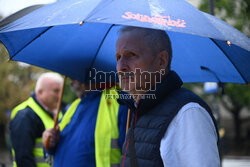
[117,57,129,72]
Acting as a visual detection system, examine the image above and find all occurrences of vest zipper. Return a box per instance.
[122,102,139,167]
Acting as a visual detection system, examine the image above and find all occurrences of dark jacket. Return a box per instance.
[9,93,53,167]
[119,71,219,167]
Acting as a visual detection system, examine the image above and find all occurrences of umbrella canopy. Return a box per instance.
[0,0,249,83]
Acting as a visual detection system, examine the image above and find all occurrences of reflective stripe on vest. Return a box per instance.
[11,149,17,167]
[58,98,81,131]
[11,97,55,129]
[11,97,55,167]
[95,87,121,167]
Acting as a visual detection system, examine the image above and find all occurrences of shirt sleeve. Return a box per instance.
[10,108,44,167]
[160,102,220,167]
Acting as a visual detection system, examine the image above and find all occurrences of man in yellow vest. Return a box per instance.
[10,72,64,167]
[42,80,128,167]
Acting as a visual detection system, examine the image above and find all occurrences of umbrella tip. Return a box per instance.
[226,41,231,46]
[79,21,84,26]
[7,58,11,62]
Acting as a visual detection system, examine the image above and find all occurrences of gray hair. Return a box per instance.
[118,26,172,70]
[35,72,63,93]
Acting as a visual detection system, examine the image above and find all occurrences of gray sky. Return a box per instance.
[0,0,56,18]
[186,0,201,7]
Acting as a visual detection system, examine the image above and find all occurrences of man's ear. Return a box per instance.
[37,88,43,96]
[158,50,169,69]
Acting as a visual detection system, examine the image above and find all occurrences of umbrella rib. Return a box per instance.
[210,38,248,84]
[9,26,53,60]
[200,66,222,83]
[87,24,115,75]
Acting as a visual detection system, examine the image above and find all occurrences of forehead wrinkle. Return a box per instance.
[117,37,142,54]
[117,31,151,55]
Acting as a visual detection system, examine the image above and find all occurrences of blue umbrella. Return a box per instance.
[0,0,249,83]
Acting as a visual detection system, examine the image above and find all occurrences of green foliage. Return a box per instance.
[0,44,44,123]
[62,79,77,104]
[224,83,250,108]
[199,0,250,36]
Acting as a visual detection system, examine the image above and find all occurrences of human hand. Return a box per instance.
[42,126,60,151]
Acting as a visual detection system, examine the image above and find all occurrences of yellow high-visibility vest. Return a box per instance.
[11,97,62,167]
[95,87,121,167]
[58,87,122,167]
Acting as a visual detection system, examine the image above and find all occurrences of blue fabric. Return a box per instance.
[212,39,250,83]
[0,0,249,83]
[53,91,101,167]
[117,104,128,149]
[167,31,247,83]
[53,90,128,167]
[0,27,48,57]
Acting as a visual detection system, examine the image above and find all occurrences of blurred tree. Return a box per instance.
[62,79,77,105]
[199,0,250,36]
[0,44,44,123]
[199,0,250,142]
[221,84,250,142]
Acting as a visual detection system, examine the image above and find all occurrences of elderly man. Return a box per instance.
[115,27,220,167]
[10,72,63,167]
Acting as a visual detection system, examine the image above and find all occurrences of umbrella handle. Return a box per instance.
[53,75,67,128]
[44,76,67,151]
[44,135,50,151]
[126,109,131,135]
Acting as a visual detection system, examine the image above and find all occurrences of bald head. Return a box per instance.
[35,72,63,94]
[35,72,63,113]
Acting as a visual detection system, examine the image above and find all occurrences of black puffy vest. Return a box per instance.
[119,71,219,167]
